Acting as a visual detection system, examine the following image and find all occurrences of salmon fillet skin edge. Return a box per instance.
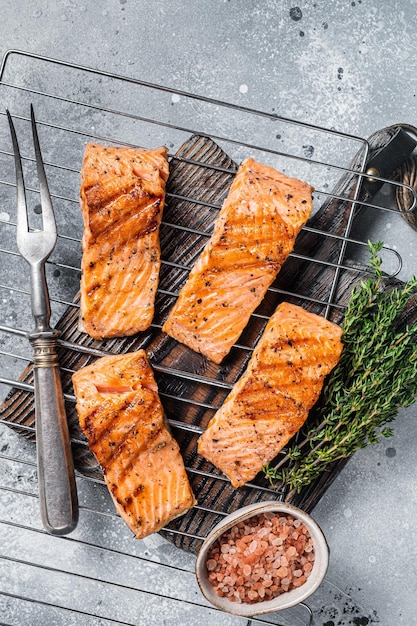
[79,143,169,340]
[72,351,196,539]
[162,158,314,363]
[197,302,343,488]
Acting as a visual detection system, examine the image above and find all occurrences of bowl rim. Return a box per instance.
[195,500,329,617]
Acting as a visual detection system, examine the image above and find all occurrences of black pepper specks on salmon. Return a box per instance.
[198,302,343,487]
[79,143,169,339]
[72,350,196,539]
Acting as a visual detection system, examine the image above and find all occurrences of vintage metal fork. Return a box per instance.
[7,106,79,535]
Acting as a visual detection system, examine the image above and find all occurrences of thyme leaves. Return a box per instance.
[264,241,417,492]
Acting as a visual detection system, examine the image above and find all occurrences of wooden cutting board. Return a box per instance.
[2,130,415,554]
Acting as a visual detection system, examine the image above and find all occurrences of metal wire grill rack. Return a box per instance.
[0,50,413,625]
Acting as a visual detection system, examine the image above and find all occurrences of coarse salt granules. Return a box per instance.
[206,512,315,604]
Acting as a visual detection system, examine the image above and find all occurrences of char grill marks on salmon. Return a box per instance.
[79,143,169,340]
[162,158,314,364]
[72,351,196,539]
[197,302,343,488]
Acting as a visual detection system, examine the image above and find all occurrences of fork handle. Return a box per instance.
[30,329,79,535]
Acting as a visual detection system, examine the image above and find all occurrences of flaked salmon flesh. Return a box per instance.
[197,302,343,488]
[79,143,169,340]
[72,351,196,539]
[162,158,313,363]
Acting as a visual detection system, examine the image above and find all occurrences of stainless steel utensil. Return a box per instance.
[7,106,78,535]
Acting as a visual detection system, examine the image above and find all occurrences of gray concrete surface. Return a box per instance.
[1,2,417,625]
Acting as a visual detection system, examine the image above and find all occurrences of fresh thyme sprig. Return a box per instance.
[264,241,417,492]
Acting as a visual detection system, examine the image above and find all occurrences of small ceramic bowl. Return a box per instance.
[195,501,328,617]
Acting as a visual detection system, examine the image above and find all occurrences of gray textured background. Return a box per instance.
[1,2,417,625]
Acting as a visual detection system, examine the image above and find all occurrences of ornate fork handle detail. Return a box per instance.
[8,107,79,535]
[30,330,61,367]
[30,330,78,535]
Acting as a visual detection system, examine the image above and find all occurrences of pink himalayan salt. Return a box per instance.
[206,512,315,605]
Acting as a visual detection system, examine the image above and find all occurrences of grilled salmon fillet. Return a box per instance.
[79,143,169,340]
[72,351,196,539]
[197,302,343,488]
[162,158,313,363]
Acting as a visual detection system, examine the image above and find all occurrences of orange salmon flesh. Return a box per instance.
[79,143,169,340]
[197,302,343,488]
[162,158,314,363]
[72,351,196,539]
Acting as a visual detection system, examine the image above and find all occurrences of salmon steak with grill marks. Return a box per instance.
[79,143,169,340]
[162,158,314,364]
[72,350,196,539]
[197,302,343,488]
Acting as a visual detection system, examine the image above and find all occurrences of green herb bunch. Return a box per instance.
[264,241,417,492]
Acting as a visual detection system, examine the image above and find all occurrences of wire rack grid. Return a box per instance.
[0,50,413,625]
